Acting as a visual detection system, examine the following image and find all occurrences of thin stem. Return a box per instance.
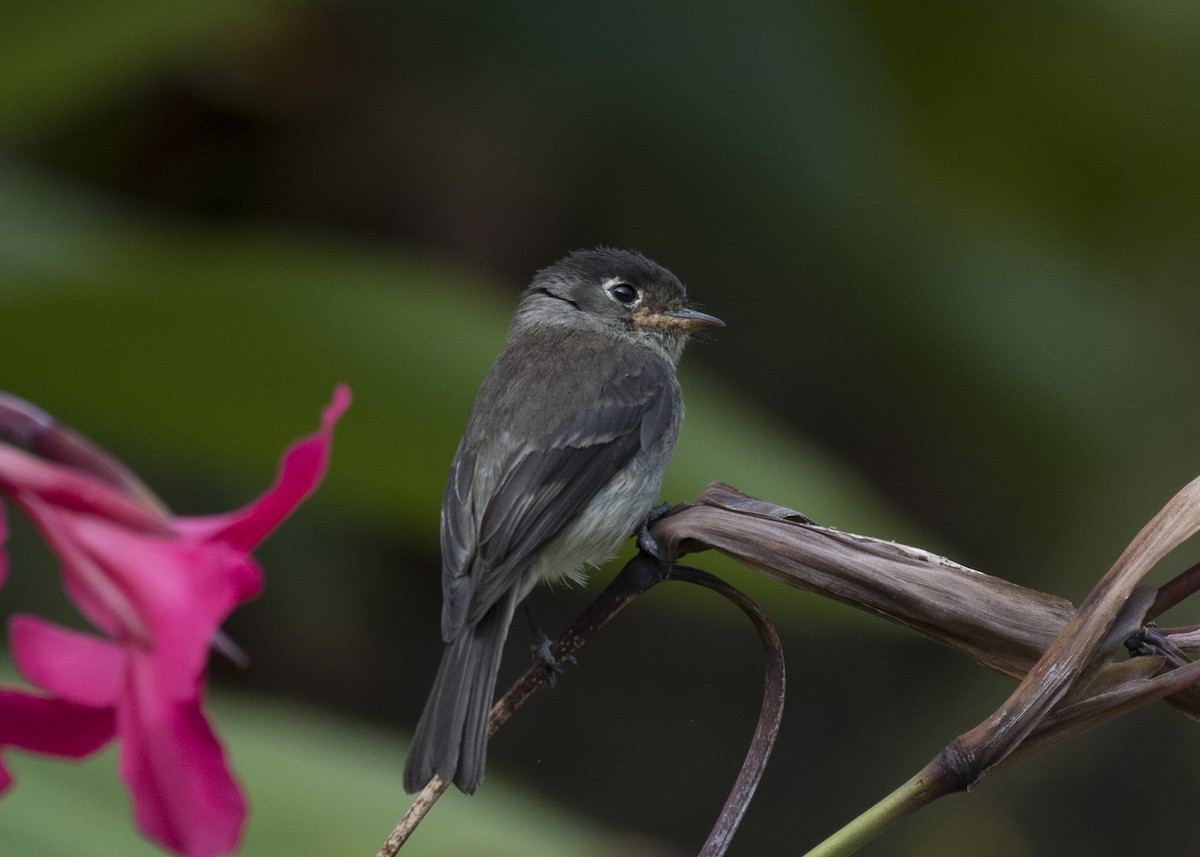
[377,553,670,855]
[1148,560,1200,620]
[801,761,953,857]
[489,552,670,732]
[376,775,449,857]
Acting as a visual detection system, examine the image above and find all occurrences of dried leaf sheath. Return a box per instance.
[654,483,1074,679]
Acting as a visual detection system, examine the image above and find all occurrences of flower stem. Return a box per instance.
[802,761,951,857]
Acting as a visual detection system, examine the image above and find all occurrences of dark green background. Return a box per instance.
[3,2,1200,855]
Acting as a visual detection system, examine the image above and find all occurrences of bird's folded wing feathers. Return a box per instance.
[439,351,675,639]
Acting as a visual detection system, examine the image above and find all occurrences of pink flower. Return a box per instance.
[0,386,350,856]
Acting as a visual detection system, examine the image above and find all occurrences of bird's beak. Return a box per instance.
[631,306,725,331]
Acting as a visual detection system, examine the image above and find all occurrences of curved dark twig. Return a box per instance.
[666,564,786,857]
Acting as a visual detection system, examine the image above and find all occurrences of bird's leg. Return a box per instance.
[636,502,674,565]
[524,602,574,687]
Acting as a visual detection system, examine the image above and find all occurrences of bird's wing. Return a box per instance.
[439,343,675,640]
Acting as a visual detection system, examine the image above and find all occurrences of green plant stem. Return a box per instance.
[802,761,951,857]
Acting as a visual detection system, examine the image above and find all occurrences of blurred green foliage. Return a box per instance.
[0,663,647,857]
[3,2,1200,856]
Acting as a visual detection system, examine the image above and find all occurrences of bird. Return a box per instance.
[402,247,722,794]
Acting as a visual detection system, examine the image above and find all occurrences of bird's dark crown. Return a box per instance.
[531,247,689,314]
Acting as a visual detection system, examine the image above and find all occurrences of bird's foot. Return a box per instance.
[529,627,575,687]
[636,502,675,565]
[525,605,574,687]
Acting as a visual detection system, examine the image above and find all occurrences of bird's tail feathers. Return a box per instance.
[403,598,513,794]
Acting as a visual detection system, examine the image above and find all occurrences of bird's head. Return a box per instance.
[516,248,723,364]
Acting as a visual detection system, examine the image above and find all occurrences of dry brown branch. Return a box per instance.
[653,482,1200,732]
[652,484,1075,679]
[949,472,1200,776]
[652,480,1200,853]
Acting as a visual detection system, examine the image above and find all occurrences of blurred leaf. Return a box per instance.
[0,161,911,553]
[0,0,303,135]
[0,660,655,857]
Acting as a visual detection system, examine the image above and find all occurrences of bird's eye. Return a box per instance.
[608,283,639,304]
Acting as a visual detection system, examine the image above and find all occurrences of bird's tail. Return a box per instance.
[403,597,514,794]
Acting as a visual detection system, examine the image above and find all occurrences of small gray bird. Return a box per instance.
[403,248,722,794]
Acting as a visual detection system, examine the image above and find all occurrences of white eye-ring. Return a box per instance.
[603,277,641,306]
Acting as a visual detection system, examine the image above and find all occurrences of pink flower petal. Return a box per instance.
[178,385,350,551]
[10,615,123,707]
[119,653,246,857]
[0,445,172,534]
[0,387,350,857]
[18,495,155,643]
[14,500,264,688]
[76,523,261,702]
[0,689,115,757]
[0,689,115,791]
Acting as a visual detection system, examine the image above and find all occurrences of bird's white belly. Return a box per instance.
[519,455,664,596]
